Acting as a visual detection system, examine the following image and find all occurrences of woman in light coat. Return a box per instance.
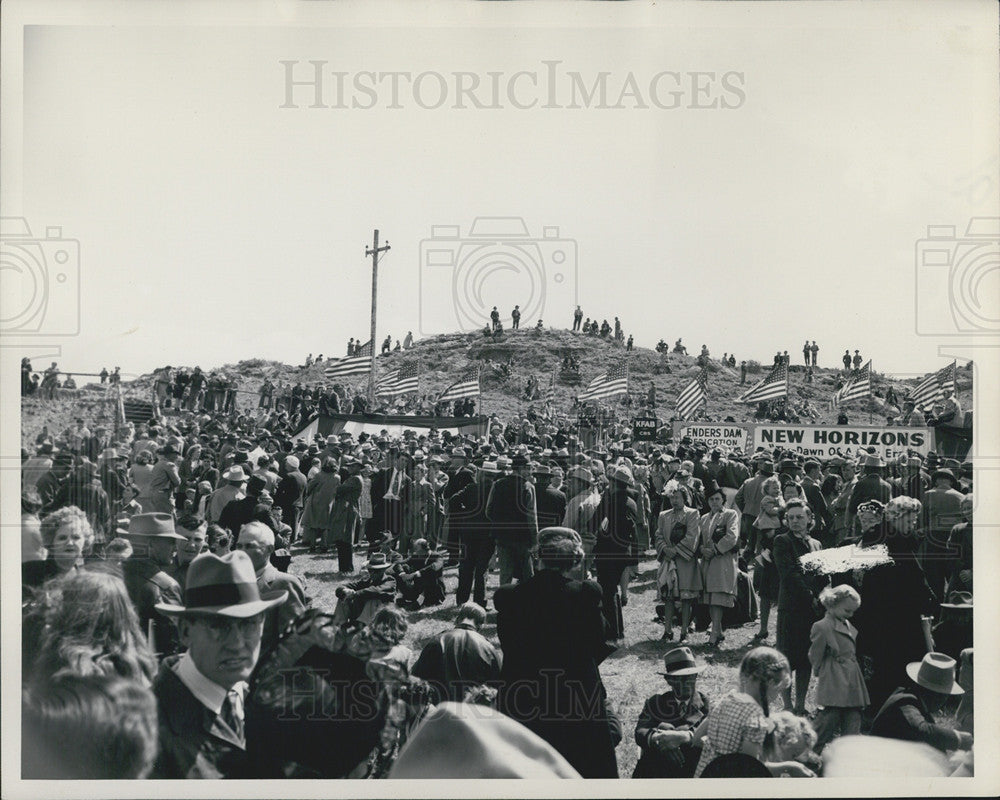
[699,483,740,646]
[655,487,701,642]
[299,457,340,552]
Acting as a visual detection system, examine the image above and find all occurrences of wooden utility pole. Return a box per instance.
[365,229,390,406]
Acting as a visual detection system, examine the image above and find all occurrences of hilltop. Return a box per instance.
[21,328,973,447]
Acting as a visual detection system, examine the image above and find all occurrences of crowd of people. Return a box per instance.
[19,371,976,780]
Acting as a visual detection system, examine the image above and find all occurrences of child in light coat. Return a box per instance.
[808,584,870,751]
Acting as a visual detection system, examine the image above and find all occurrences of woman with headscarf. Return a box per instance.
[853,495,938,713]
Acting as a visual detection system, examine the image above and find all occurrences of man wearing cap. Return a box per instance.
[633,647,709,778]
[207,466,247,525]
[235,521,307,653]
[871,652,973,754]
[145,437,183,514]
[151,550,288,778]
[273,455,308,543]
[121,513,186,657]
[486,454,539,586]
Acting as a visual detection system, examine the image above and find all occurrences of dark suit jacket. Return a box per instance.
[485,474,538,545]
[494,569,617,778]
[801,475,832,531]
[536,484,568,530]
[274,470,307,511]
[151,658,250,778]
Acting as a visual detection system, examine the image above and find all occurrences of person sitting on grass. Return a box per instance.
[394,538,446,609]
[692,646,815,778]
[632,647,709,778]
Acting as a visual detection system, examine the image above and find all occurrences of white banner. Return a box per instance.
[672,423,751,453]
[750,424,935,461]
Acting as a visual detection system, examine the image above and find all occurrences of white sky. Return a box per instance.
[5,2,997,379]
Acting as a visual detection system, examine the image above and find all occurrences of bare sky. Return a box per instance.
[7,1,999,379]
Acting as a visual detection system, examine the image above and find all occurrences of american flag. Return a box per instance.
[578,362,629,402]
[325,340,373,378]
[377,363,419,396]
[737,361,788,404]
[910,361,957,410]
[832,360,872,407]
[675,368,708,419]
[438,367,480,402]
[544,376,555,405]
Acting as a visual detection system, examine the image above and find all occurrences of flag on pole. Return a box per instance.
[832,360,872,407]
[737,362,788,404]
[910,361,957,410]
[325,338,374,379]
[377,363,419,396]
[578,362,629,402]
[544,376,555,405]
[374,369,399,396]
[438,367,480,402]
[675,367,708,419]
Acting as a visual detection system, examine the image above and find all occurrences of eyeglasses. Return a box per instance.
[190,614,263,640]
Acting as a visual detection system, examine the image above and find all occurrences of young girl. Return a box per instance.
[751,477,784,642]
[692,647,815,777]
[808,584,869,751]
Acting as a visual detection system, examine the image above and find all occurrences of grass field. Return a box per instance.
[289,546,775,777]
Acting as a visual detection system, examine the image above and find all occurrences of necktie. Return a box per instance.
[220,690,245,746]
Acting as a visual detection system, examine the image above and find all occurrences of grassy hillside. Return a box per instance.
[20,328,973,447]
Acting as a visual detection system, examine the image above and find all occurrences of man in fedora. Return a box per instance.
[633,647,709,778]
[151,550,287,778]
[121,513,187,657]
[734,458,773,548]
[486,453,538,587]
[920,468,966,597]
[846,454,893,537]
[334,552,396,625]
[562,466,601,581]
[871,652,973,754]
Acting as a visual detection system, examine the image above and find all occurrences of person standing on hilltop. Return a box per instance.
[511,305,521,330]
[852,350,863,373]
[573,305,583,332]
[842,350,852,372]
[490,306,500,332]
[403,331,414,349]
[810,341,819,366]
[803,341,811,366]
[626,335,634,352]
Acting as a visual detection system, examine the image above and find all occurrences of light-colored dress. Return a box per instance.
[655,506,702,600]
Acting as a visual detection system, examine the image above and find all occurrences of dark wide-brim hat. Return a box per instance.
[156,550,287,618]
[661,646,705,676]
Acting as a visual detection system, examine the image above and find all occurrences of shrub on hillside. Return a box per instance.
[745,360,762,374]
